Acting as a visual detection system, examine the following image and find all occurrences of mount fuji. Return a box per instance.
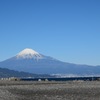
[0,48,100,76]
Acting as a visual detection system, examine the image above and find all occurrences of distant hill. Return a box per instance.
[0,67,51,78]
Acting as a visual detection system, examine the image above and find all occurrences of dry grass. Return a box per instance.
[0,80,100,100]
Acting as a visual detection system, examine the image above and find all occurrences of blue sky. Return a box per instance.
[0,0,100,65]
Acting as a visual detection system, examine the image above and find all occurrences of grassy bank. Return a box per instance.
[0,81,100,100]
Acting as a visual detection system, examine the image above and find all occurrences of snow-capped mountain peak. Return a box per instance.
[16,48,43,59]
[18,48,39,55]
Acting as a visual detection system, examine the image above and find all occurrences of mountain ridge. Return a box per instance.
[0,48,100,76]
[0,67,52,78]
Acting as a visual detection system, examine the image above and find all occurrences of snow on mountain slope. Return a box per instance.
[16,48,43,59]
